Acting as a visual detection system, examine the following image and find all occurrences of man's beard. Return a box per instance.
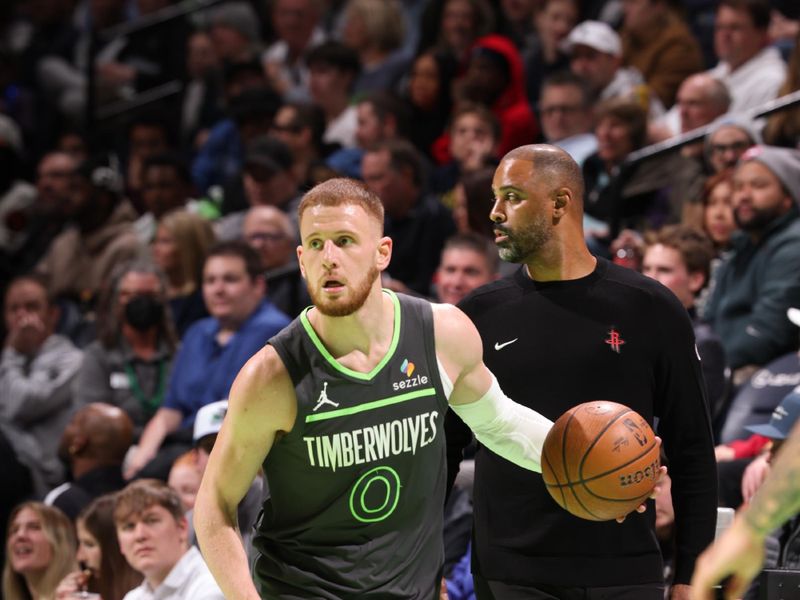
[734,203,785,233]
[496,214,552,263]
[308,264,380,317]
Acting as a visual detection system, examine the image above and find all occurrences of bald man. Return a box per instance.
[45,403,134,519]
[445,145,717,600]
[242,205,311,317]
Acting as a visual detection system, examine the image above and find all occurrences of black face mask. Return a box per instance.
[124,295,163,332]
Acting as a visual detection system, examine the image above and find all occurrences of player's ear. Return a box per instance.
[376,236,392,270]
[553,187,571,217]
[297,245,307,279]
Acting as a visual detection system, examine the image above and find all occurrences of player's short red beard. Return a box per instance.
[308,264,380,317]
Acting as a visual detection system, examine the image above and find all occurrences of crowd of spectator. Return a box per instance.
[1,0,800,598]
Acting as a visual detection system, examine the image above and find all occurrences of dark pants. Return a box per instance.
[474,574,665,600]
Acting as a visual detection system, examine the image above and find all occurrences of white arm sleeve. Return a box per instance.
[448,374,553,473]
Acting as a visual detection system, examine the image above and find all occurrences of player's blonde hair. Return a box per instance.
[298,178,384,229]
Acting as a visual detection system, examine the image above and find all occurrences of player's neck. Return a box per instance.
[523,237,597,282]
[311,289,394,371]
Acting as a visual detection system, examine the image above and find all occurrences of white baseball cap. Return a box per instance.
[193,400,228,442]
[562,21,622,57]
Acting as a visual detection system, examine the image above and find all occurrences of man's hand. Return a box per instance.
[690,516,765,599]
[616,438,666,523]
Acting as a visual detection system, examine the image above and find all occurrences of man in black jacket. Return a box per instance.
[446,144,717,600]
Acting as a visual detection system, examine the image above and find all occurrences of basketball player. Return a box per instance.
[193,178,555,598]
[445,145,717,599]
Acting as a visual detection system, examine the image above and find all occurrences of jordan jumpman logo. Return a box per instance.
[313,381,339,411]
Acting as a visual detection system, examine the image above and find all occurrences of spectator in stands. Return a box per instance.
[340,0,411,94]
[135,153,195,244]
[55,495,142,600]
[433,102,500,196]
[184,400,263,562]
[74,260,177,432]
[451,166,496,240]
[114,480,224,599]
[207,2,262,63]
[361,139,456,295]
[762,29,800,147]
[191,60,277,196]
[3,502,76,600]
[152,210,215,337]
[262,0,326,103]
[1,275,83,489]
[709,0,787,115]
[46,404,133,521]
[655,73,731,144]
[167,452,201,512]
[454,34,539,159]
[564,20,665,119]
[179,30,223,153]
[435,232,499,305]
[700,171,737,254]
[243,205,311,318]
[124,242,289,480]
[215,135,301,240]
[418,0,494,66]
[270,101,328,190]
[326,91,408,179]
[538,72,596,166]
[124,111,174,212]
[35,157,143,310]
[621,0,704,108]
[2,151,78,282]
[704,118,759,175]
[306,41,361,149]
[705,145,800,377]
[582,99,649,240]
[403,49,458,161]
[522,0,578,108]
[642,225,727,417]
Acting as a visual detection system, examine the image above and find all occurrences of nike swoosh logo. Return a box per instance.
[494,338,518,350]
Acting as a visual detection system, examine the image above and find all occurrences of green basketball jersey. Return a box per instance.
[253,291,449,599]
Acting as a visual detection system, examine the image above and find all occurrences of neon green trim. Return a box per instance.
[306,387,436,423]
[299,289,401,380]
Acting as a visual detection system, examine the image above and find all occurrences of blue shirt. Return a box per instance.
[163,299,290,425]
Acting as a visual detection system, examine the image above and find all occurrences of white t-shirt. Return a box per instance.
[123,546,224,600]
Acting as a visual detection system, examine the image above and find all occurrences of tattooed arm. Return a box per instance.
[690,420,800,600]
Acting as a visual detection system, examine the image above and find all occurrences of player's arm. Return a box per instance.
[194,345,296,600]
[691,420,800,600]
[433,303,553,472]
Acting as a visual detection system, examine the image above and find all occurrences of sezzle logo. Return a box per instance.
[393,358,428,391]
[400,358,415,377]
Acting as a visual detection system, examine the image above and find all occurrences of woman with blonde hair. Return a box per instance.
[339,0,411,93]
[3,502,76,600]
[55,495,142,600]
[151,209,216,336]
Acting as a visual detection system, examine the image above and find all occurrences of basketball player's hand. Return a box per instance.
[616,437,667,523]
[439,577,448,600]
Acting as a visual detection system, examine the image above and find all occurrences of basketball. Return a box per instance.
[541,401,661,521]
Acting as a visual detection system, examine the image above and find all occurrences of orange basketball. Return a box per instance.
[541,401,661,521]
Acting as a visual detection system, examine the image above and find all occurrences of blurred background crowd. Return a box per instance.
[2,0,800,598]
